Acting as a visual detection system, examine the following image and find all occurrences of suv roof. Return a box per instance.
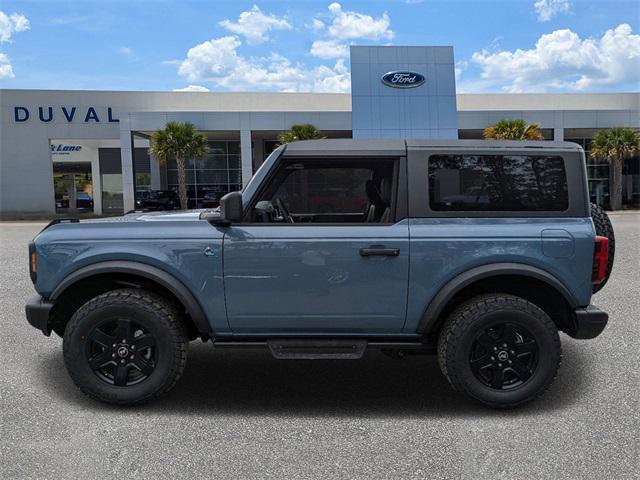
[282,139,583,157]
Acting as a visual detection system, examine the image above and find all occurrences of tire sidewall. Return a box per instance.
[453,306,560,407]
[64,299,179,404]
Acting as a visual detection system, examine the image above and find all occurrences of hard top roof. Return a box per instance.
[282,138,582,157]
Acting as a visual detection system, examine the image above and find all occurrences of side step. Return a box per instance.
[267,339,367,359]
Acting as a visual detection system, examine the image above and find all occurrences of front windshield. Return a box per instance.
[241,144,285,206]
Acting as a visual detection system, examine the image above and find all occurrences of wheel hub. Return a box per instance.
[116,345,130,358]
[84,319,157,387]
[469,323,539,390]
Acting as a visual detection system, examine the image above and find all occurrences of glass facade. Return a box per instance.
[566,138,610,206]
[53,163,94,214]
[166,141,242,208]
[566,136,640,208]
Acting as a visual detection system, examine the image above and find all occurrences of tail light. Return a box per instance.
[28,242,37,284]
[592,236,609,285]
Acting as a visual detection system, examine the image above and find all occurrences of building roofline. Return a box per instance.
[1,89,637,113]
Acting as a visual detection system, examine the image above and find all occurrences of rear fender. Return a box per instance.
[417,262,578,334]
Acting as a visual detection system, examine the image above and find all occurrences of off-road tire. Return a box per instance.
[63,288,188,405]
[590,202,615,293]
[438,294,561,408]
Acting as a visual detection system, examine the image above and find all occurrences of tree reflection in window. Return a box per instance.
[429,154,568,211]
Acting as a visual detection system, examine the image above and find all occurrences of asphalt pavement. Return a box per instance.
[1,215,638,479]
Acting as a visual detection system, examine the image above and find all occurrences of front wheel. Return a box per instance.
[438,294,561,408]
[63,289,188,405]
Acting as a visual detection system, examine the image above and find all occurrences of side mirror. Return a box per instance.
[220,191,244,223]
[199,191,243,225]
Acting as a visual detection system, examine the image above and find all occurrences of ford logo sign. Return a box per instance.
[381,71,425,88]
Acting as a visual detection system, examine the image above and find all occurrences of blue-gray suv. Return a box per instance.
[26,139,614,408]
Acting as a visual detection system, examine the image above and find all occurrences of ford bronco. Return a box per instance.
[26,139,614,408]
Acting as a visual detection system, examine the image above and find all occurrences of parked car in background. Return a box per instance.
[76,193,94,210]
[55,193,93,211]
[135,190,179,211]
[199,190,225,209]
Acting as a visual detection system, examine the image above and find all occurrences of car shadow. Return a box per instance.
[37,340,591,418]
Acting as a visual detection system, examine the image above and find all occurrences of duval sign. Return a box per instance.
[381,71,425,88]
[13,106,119,123]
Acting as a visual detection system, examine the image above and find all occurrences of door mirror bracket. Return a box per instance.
[200,191,243,226]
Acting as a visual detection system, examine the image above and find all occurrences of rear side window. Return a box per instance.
[428,154,568,211]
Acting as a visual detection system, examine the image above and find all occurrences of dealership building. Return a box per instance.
[1,45,638,216]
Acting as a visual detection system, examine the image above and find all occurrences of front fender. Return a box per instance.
[49,260,212,335]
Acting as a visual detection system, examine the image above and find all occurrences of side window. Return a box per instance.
[274,167,370,215]
[249,159,397,223]
[428,154,568,211]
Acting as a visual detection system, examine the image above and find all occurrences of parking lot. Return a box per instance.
[1,214,638,479]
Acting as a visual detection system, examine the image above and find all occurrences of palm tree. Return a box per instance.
[483,119,544,140]
[148,122,209,210]
[278,124,325,145]
[591,127,640,210]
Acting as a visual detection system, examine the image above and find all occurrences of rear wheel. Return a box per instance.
[590,202,615,293]
[63,289,188,405]
[438,294,561,408]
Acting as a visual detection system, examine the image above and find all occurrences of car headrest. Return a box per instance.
[365,180,385,208]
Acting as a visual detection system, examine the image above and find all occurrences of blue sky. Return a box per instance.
[0,0,638,93]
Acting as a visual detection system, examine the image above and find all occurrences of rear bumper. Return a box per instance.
[565,305,608,339]
[25,295,53,336]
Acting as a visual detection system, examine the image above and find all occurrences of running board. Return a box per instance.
[267,339,367,359]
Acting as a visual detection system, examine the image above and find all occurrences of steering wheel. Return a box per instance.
[275,198,294,223]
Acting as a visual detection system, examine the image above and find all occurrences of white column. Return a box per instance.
[120,117,136,213]
[91,150,103,215]
[554,127,564,141]
[240,129,253,188]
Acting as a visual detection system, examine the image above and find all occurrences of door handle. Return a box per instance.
[359,247,400,257]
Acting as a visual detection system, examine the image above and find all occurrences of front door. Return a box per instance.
[222,156,409,334]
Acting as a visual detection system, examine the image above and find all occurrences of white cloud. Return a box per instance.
[0,52,14,79]
[454,60,468,81]
[219,5,291,45]
[311,18,325,32]
[178,36,242,82]
[310,39,348,60]
[471,24,640,92]
[323,3,393,41]
[533,0,570,22]
[311,58,351,93]
[0,11,30,43]
[177,35,350,93]
[119,46,134,56]
[173,85,210,92]
[308,3,393,59]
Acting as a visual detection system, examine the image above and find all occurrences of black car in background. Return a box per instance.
[199,190,225,209]
[55,192,94,211]
[135,190,179,211]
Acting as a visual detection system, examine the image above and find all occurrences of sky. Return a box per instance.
[0,0,638,93]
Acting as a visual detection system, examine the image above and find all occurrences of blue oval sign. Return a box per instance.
[381,71,425,88]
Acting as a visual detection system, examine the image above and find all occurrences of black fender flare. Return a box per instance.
[50,260,212,335]
[416,262,578,334]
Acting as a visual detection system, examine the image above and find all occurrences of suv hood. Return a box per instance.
[80,210,205,223]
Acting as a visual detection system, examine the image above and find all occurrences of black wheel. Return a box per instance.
[590,203,615,293]
[438,294,561,408]
[63,289,188,405]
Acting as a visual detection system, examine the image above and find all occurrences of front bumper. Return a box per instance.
[565,305,608,339]
[25,295,54,336]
